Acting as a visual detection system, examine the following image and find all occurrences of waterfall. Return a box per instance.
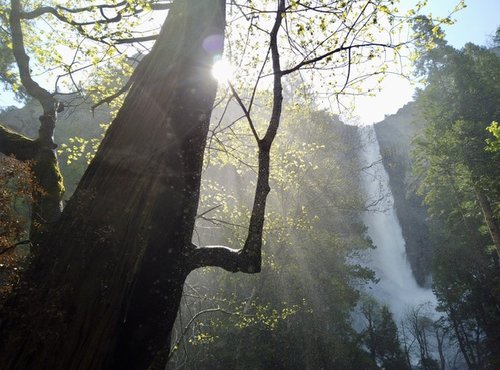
[359,125,436,321]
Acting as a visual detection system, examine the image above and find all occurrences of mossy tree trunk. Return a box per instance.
[0,120,64,243]
[0,0,64,244]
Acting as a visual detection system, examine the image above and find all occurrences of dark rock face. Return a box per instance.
[374,103,432,287]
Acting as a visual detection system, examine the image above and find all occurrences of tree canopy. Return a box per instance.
[413,31,500,369]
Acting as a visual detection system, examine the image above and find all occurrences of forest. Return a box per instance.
[0,1,498,369]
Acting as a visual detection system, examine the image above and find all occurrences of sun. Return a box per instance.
[212,59,234,83]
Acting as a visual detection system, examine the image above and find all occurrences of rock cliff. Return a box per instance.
[374,103,432,287]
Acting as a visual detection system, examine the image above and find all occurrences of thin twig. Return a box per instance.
[0,240,32,256]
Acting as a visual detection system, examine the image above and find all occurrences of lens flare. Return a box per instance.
[211,59,234,83]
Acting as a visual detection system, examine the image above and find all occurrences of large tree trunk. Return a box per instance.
[0,1,226,369]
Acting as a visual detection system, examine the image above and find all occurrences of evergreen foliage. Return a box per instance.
[413,32,500,369]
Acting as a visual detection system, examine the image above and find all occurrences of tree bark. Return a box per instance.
[0,125,38,160]
[473,183,500,258]
[0,1,226,369]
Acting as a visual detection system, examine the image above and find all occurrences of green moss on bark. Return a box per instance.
[30,148,64,242]
[0,124,38,160]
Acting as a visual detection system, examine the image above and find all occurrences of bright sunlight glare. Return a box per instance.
[212,59,234,83]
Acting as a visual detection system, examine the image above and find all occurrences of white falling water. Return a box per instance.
[359,125,436,321]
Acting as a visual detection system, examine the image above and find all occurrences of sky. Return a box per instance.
[427,0,499,48]
[1,0,499,120]
[353,0,500,125]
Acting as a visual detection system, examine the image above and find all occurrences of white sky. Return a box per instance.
[352,0,499,125]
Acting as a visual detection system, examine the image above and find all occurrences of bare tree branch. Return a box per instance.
[56,1,128,14]
[113,34,158,44]
[0,240,32,256]
[228,83,260,141]
[16,1,168,49]
[195,204,222,219]
[20,6,122,26]
[168,307,251,361]
[10,0,57,113]
[282,42,404,76]
[92,53,152,110]
[189,0,287,274]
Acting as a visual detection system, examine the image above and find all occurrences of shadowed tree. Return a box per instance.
[361,297,410,370]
